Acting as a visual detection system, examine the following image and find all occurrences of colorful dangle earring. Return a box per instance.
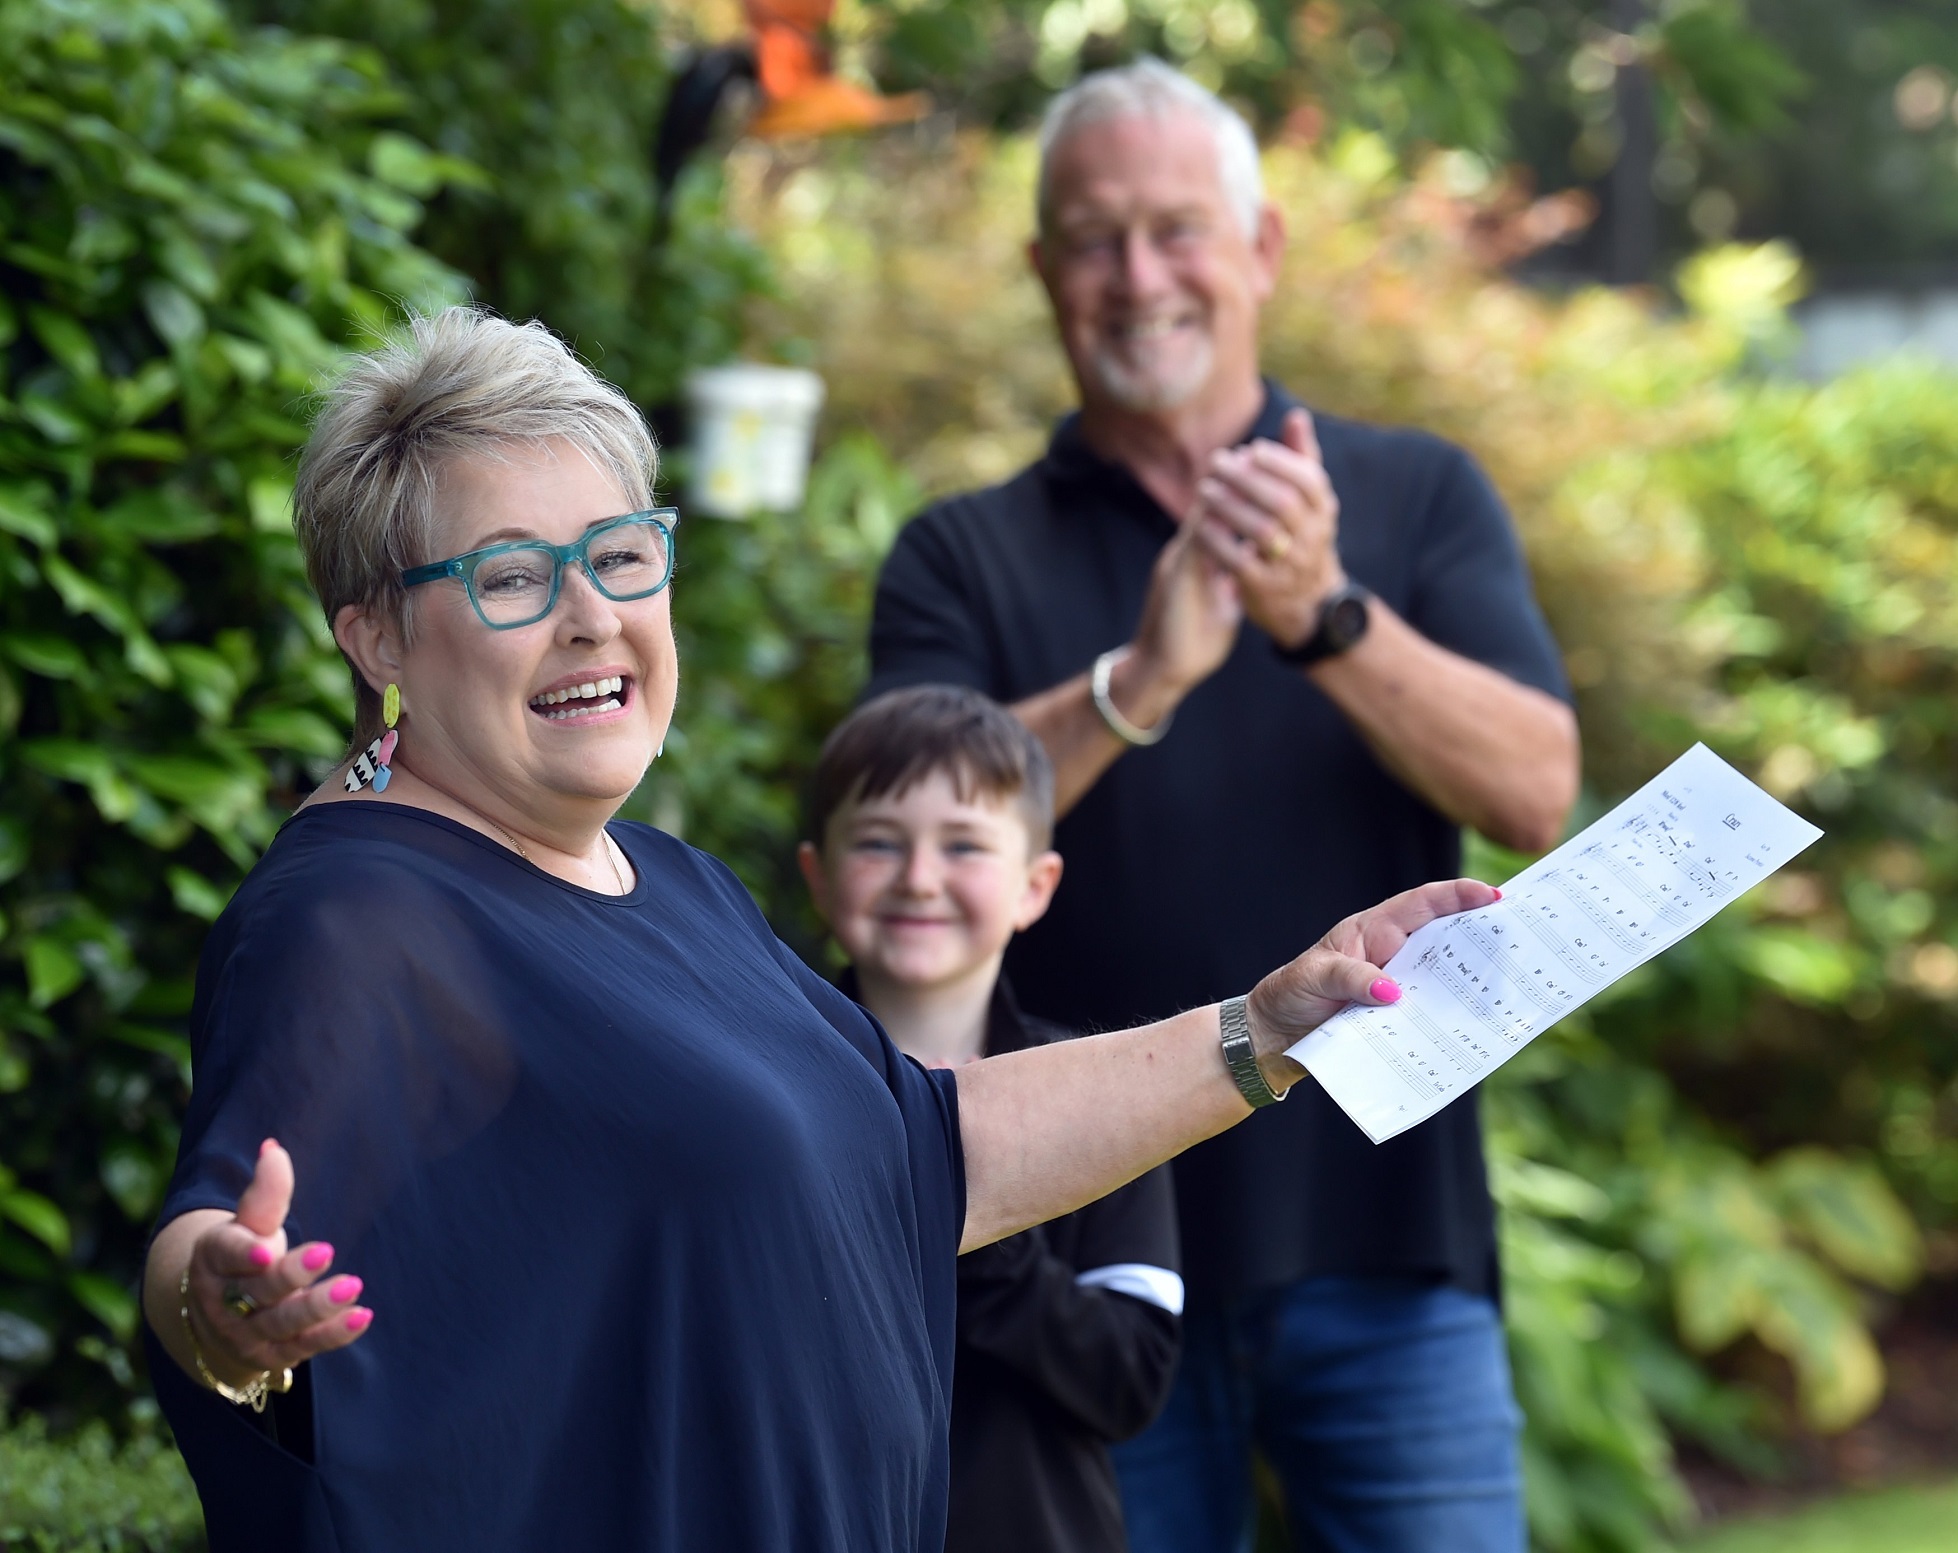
[343,683,401,794]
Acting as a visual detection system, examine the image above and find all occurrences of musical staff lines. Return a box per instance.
[1286,745,1823,1145]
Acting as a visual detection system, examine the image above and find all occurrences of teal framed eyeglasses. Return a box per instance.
[400,509,677,630]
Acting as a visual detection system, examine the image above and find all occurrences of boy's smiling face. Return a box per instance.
[800,769,1063,996]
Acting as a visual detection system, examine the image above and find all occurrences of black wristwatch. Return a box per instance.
[1275,582,1373,665]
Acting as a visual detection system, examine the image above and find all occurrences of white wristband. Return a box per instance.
[1091,648,1173,747]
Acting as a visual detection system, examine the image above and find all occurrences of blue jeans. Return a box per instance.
[1111,1276,1524,1553]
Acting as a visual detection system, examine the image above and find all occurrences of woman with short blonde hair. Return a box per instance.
[142,306,1490,1553]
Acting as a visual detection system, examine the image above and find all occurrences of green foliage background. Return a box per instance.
[0,0,463,1429]
[1,2,1955,1552]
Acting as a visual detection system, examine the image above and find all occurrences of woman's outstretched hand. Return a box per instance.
[177,1139,373,1389]
[1246,879,1501,1085]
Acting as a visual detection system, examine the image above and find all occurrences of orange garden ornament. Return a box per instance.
[743,0,927,139]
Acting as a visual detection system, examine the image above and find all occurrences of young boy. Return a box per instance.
[799,683,1182,1553]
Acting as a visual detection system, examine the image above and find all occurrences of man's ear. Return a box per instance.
[1013,849,1065,933]
[1027,234,1059,304]
[796,839,834,928]
[1250,201,1286,302]
[333,603,406,701]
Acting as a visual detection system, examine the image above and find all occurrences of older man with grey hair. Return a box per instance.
[865,58,1577,1553]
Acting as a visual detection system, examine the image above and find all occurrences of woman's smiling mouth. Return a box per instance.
[528,674,632,721]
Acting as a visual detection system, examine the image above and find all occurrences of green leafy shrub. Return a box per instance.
[0,1410,201,1552]
[0,0,463,1418]
[237,0,772,412]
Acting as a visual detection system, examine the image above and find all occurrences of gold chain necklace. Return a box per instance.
[491,818,627,896]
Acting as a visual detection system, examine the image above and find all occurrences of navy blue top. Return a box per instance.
[148,802,964,1553]
[867,384,1568,1304]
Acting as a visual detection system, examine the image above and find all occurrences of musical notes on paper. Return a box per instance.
[1286,744,1823,1145]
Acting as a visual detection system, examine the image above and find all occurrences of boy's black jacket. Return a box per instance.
[840,968,1182,1553]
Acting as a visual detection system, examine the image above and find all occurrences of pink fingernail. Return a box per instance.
[261,1138,279,1155]
[344,1308,373,1334]
[249,1244,275,1269]
[302,1244,333,1272]
[1492,888,1504,901]
[328,1276,363,1304]
[1370,978,1402,1004]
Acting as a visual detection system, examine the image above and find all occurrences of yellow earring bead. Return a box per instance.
[383,683,401,728]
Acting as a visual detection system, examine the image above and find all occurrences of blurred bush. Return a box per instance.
[0,0,781,1448]
[0,1409,201,1552]
[730,132,1952,1550]
[0,0,463,1423]
[234,0,772,412]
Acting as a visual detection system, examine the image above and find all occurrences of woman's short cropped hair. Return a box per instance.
[1036,56,1263,239]
[807,685,1057,854]
[293,306,657,744]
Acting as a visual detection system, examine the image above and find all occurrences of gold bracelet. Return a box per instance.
[178,1269,292,1412]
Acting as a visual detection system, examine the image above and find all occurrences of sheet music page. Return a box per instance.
[1286,744,1823,1145]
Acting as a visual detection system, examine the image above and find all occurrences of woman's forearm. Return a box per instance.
[144,1210,245,1381]
[956,1006,1264,1251]
[954,878,1497,1251]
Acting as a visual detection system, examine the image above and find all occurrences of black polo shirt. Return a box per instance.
[865,383,1569,1306]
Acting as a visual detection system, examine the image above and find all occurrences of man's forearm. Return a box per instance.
[1308,601,1579,853]
[1013,651,1189,819]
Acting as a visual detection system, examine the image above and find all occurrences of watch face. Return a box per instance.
[1326,593,1370,648]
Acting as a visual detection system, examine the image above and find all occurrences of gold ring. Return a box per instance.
[221,1283,259,1320]
[1261,533,1292,562]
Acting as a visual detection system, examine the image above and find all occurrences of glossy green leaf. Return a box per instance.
[67,1270,138,1342]
[368,130,444,196]
[40,552,135,632]
[237,705,344,757]
[97,1144,165,1224]
[22,937,85,1010]
[166,865,232,922]
[140,277,207,351]
[0,1035,29,1093]
[2,631,89,678]
[99,428,188,462]
[0,1308,56,1365]
[1769,1148,1924,1291]
[18,392,91,444]
[112,359,180,425]
[28,306,101,381]
[0,818,28,885]
[247,474,294,533]
[102,489,220,544]
[1740,926,1860,1006]
[0,1188,72,1257]
[0,487,57,547]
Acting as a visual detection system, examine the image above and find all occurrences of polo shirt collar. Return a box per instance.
[1042,377,1302,508]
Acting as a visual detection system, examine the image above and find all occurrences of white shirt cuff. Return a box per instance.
[1073,1262,1185,1315]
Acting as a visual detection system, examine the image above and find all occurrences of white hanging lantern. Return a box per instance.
[683,363,827,518]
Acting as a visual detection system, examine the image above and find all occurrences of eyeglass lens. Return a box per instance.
[470,519,671,626]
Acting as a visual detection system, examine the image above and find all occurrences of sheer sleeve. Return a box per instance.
[160,847,521,1251]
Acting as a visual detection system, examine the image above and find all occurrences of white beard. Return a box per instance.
[1085,328,1216,413]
